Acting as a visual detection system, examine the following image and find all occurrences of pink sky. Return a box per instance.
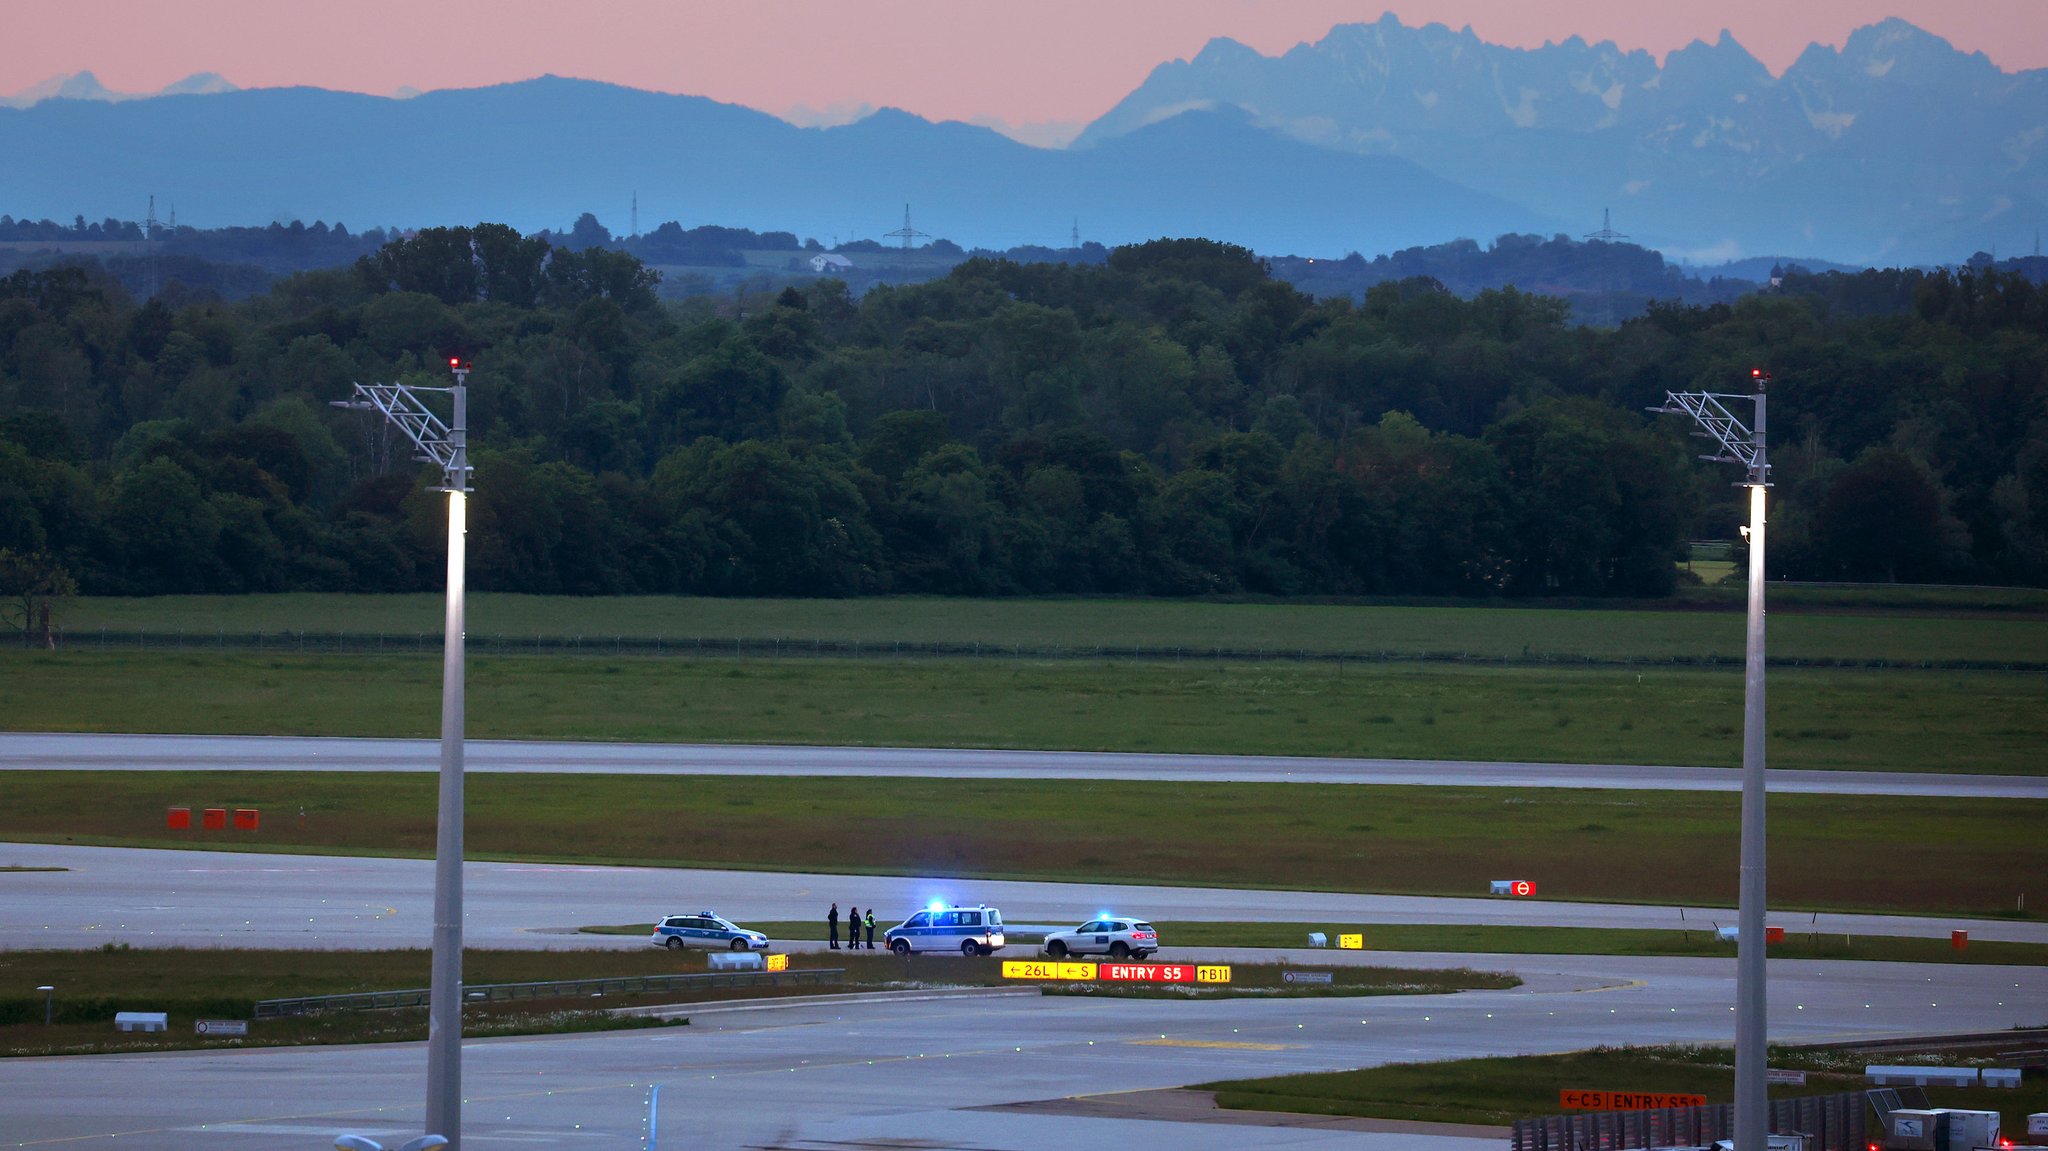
[9,0,2046,141]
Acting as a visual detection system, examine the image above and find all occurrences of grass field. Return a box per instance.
[1682,560,1738,585]
[4,772,2040,915]
[49,592,2048,663]
[0,946,1509,1057]
[5,648,2044,774]
[1201,1044,2048,1131]
[611,921,2047,966]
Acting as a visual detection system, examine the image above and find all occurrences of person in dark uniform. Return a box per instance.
[827,902,839,949]
[864,908,877,949]
[847,906,859,952]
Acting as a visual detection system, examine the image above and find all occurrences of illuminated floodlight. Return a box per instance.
[1649,370,1771,1151]
[330,360,471,1147]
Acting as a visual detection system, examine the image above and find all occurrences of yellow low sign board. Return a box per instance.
[765,953,789,972]
[1000,961,1232,984]
[1337,933,1364,949]
[1002,960,1098,980]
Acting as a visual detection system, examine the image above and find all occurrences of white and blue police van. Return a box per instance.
[884,904,1005,956]
[649,911,770,951]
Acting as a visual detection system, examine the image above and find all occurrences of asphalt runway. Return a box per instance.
[4,731,2044,797]
[8,843,2047,949]
[7,950,2042,1150]
[4,733,2042,1150]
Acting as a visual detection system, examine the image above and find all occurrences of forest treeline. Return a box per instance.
[2,229,2046,608]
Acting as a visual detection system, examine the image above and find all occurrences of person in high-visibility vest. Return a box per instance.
[864,909,876,949]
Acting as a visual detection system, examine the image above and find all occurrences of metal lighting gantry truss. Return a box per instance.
[331,362,470,1149]
[333,372,472,493]
[1652,370,1770,1151]
[1655,388,1768,484]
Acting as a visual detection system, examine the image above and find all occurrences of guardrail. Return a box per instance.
[56,629,2048,672]
[253,967,844,1018]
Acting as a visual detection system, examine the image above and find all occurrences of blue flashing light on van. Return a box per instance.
[885,904,1005,957]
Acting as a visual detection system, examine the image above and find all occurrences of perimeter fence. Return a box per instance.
[48,628,2048,673]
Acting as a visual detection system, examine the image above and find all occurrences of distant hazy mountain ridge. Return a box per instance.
[0,70,237,108]
[2,16,2039,264]
[0,75,1542,258]
[1074,14,2047,263]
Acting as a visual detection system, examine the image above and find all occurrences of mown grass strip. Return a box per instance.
[53,592,2048,663]
[6,651,2047,774]
[4,771,2041,917]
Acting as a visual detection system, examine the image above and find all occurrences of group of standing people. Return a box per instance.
[826,902,877,949]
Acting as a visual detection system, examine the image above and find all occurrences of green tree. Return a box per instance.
[1813,446,1970,582]
[0,548,77,647]
[103,458,225,593]
[359,227,481,305]
[1487,399,1687,596]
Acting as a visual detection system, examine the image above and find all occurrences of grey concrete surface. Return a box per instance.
[3,729,2039,1150]
[7,843,2046,950]
[5,949,2041,1150]
[4,731,2042,797]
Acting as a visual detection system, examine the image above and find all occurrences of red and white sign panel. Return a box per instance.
[1097,963,1232,984]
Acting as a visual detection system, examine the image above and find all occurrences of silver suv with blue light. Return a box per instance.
[650,911,770,951]
[1042,916,1158,960]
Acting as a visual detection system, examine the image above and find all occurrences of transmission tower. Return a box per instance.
[883,204,929,250]
[630,191,638,240]
[1070,218,1081,250]
[143,195,161,299]
[1584,207,1629,243]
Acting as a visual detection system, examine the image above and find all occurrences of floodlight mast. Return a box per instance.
[1652,370,1769,1151]
[330,361,471,1148]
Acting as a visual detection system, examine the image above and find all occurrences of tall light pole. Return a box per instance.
[334,358,471,1148]
[1653,369,1770,1151]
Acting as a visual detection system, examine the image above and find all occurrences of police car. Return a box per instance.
[884,904,1005,956]
[1042,916,1158,960]
[649,912,770,951]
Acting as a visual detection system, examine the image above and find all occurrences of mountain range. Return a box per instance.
[0,76,1543,258]
[2,16,2042,265]
[1078,15,2048,264]
[0,70,237,109]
